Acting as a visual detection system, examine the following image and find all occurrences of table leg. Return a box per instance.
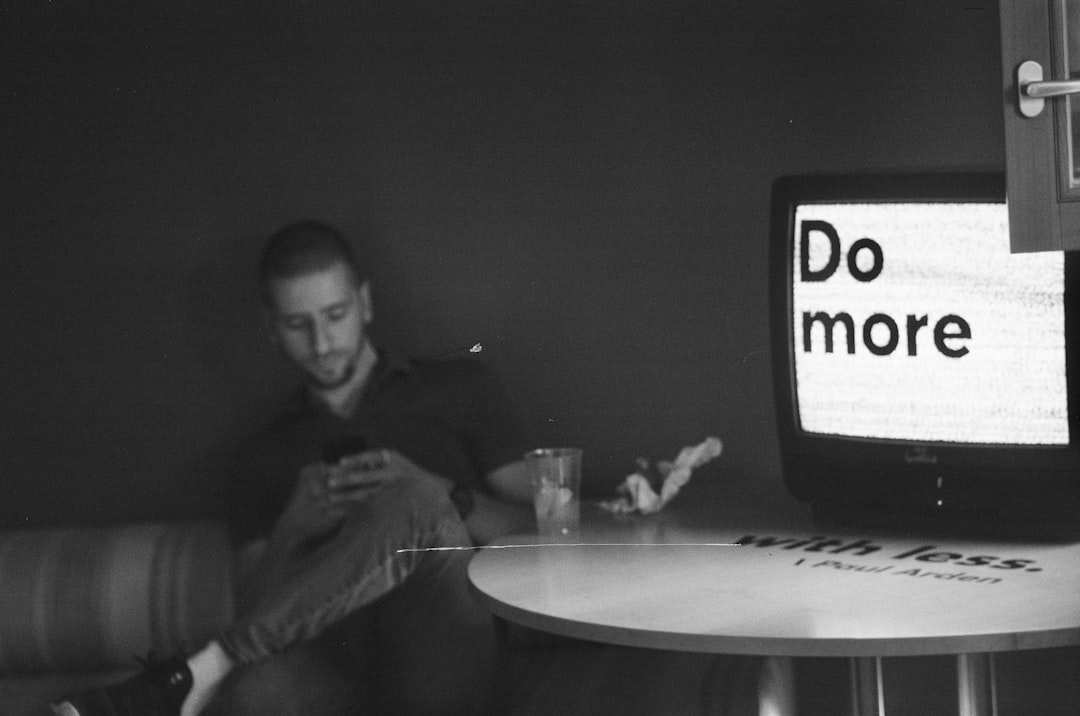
[956,653,997,716]
[757,656,796,716]
[849,656,884,716]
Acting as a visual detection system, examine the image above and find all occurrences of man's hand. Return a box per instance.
[276,461,346,535]
[326,449,453,504]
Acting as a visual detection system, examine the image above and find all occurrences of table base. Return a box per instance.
[848,654,996,716]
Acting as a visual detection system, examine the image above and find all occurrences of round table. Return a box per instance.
[467,484,1080,715]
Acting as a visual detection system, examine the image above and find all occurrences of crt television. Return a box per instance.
[769,173,1080,539]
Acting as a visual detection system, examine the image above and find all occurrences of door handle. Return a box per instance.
[1017,60,1080,117]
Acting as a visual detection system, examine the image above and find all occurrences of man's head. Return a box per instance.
[260,221,373,390]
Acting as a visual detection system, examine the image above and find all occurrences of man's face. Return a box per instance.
[266,261,371,390]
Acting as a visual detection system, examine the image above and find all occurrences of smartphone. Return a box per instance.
[321,435,368,466]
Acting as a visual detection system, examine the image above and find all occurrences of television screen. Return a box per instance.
[793,201,1068,446]
[770,174,1080,538]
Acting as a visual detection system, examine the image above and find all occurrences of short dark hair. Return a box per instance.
[258,221,367,305]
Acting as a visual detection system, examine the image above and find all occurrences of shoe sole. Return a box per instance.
[50,702,81,716]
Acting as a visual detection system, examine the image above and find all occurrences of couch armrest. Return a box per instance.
[0,521,233,675]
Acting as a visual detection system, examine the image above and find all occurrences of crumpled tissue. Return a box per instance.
[598,436,724,515]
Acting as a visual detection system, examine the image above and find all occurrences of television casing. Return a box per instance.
[769,173,1080,539]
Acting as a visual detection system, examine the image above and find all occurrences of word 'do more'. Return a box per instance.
[799,220,971,358]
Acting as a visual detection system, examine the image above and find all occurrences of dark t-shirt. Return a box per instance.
[227,353,528,546]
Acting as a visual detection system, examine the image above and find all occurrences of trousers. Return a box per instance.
[209,478,498,715]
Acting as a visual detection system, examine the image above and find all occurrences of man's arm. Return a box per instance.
[462,460,534,545]
[485,460,533,504]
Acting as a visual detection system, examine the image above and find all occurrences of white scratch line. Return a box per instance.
[397,542,740,553]
[741,349,768,363]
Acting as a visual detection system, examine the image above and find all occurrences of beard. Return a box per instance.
[304,353,359,390]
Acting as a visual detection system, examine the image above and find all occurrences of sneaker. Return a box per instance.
[50,651,193,716]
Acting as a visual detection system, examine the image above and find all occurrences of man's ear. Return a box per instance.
[358,281,373,324]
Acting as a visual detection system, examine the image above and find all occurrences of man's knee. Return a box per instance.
[389,476,454,515]
[346,477,468,543]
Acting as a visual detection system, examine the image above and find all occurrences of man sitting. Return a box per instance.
[52,221,535,716]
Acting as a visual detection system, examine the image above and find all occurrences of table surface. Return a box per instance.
[467,479,1080,657]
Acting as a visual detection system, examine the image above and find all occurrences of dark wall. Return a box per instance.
[0,0,1003,527]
